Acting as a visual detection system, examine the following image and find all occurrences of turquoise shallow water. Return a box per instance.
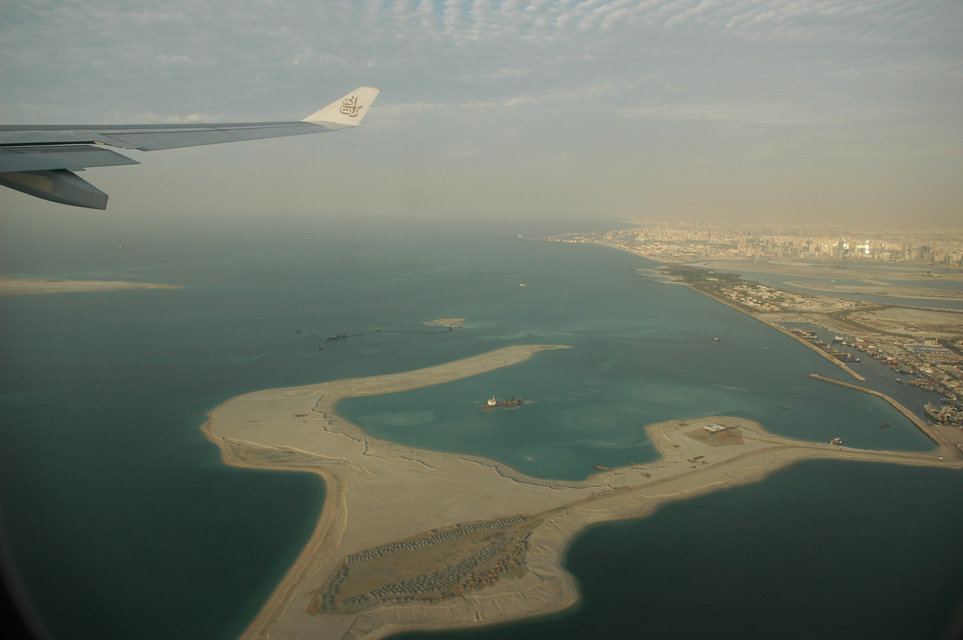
[1,216,960,639]
[338,240,935,480]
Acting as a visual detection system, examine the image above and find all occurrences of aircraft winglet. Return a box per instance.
[303,87,380,128]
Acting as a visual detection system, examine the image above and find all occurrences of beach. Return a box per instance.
[202,345,960,640]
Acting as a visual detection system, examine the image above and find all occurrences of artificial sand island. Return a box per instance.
[0,277,179,295]
[202,345,961,640]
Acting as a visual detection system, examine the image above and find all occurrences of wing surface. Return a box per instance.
[0,87,379,209]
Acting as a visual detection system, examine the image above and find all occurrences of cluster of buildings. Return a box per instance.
[548,221,963,265]
[841,338,963,427]
[339,536,517,607]
[319,515,530,611]
[448,535,529,596]
[343,515,525,564]
[548,222,963,430]
[720,282,863,314]
[656,264,963,429]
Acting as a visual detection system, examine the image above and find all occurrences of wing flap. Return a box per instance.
[0,145,140,173]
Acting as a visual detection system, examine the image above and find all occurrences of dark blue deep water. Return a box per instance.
[1,216,960,639]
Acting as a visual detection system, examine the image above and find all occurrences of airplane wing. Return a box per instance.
[0,87,380,210]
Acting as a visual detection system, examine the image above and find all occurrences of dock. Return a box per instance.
[808,374,961,458]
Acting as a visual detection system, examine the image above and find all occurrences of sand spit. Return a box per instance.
[786,280,963,300]
[0,277,180,296]
[202,345,960,640]
[424,318,466,328]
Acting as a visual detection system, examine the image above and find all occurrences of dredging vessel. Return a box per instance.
[482,395,523,409]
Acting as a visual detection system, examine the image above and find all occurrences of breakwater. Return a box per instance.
[683,285,867,381]
[808,373,959,457]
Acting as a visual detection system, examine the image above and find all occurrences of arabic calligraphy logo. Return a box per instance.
[340,96,363,118]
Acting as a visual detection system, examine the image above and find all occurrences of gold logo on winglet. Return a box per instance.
[340,96,363,117]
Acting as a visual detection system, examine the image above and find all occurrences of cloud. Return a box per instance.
[619,100,869,127]
[157,54,193,65]
[128,111,228,124]
[2,1,961,222]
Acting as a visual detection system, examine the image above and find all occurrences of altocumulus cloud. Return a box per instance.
[1,1,961,222]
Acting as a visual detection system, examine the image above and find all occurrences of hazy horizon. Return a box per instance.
[2,1,962,226]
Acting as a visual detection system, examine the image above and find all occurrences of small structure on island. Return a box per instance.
[703,424,730,433]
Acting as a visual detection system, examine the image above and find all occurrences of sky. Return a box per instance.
[1,0,961,226]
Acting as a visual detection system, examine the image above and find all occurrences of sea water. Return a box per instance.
[1,216,960,640]
[396,461,963,640]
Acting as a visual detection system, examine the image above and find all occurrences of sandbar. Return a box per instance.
[787,280,963,300]
[693,259,963,283]
[0,277,180,296]
[424,318,466,328]
[202,345,960,640]
[844,306,963,338]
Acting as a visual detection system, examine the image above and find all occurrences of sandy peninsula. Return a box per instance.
[786,280,963,300]
[202,345,961,640]
[0,277,180,296]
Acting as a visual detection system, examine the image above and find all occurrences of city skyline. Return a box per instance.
[2,1,961,225]
[553,220,963,264]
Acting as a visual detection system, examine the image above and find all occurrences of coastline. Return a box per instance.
[809,374,961,457]
[0,277,180,295]
[679,283,867,381]
[201,345,960,640]
[562,243,868,381]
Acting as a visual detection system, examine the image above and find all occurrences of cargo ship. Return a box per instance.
[482,395,523,409]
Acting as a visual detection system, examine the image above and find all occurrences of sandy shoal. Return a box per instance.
[0,278,180,295]
[786,280,963,300]
[202,345,960,640]
[424,318,466,327]
[692,259,963,283]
